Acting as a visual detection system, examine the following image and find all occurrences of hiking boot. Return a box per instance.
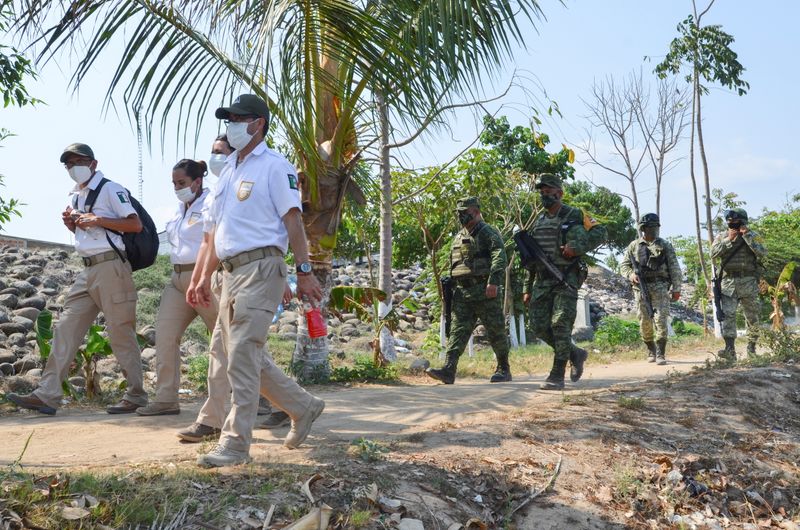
[746,340,756,356]
[718,337,737,362]
[425,367,455,384]
[136,402,180,416]
[177,423,221,443]
[644,341,657,363]
[489,357,512,383]
[569,347,588,382]
[284,397,325,449]
[656,338,667,365]
[106,399,142,414]
[197,444,252,467]
[540,359,567,391]
[7,393,57,416]
[258,411,290,429]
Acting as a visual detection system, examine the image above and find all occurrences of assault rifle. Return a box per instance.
[513,230,576,293]
[441,275,454,337]
[713,239,746,321]
[628,253,655,319]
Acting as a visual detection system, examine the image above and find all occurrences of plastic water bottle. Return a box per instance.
[304,300,327,339]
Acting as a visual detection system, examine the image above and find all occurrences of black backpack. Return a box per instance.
[74,177,159,271]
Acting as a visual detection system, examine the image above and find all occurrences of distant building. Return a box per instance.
[0,235,74,252]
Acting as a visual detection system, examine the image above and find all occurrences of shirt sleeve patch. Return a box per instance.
[117,191,130,204]
[583,212,600,230]
[288,173,298,190]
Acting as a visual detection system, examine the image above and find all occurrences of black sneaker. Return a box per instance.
[489,368,512,383]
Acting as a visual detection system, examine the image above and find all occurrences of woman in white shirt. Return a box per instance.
[136,158,218,416]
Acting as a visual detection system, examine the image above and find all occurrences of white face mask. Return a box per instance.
[174,183,197,203]
[68,165,93,185]
[226,121,255,150]
[208,153,228,176]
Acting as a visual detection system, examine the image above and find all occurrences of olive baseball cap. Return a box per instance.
[456,197,480,211]
[215,94,270,121]
[59,143,95,163]
[535,173,562,190]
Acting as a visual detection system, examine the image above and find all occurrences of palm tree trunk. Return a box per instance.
[376,90,396,362]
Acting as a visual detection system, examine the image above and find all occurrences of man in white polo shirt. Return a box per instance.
[7,143,148,415]
[187,94,325,467]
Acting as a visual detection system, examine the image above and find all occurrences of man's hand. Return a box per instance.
[296,274,323,304]
[727,228,739,241]
[76,213,102,230]
[187,276,213,308]
[739,225,749,235]
[561,244,578,259]
[282,283,293,305]
[629,273,640,285]
[62,207,77,231]
[671,291,681,302]
[485,284,498,299]
[523,293,531,305]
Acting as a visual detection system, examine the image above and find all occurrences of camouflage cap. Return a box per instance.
[215,94,270,121]
[456,197,480,211]
[535,173,562,190]
[59,143,95,163]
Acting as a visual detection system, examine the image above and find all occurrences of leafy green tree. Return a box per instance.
[750,198,800,285]
[563,181,636,254]
[655,1,749,285]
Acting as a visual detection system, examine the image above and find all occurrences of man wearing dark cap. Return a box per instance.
[619,213,682,365]
[7,143,148,415]
[710,208,767,360]
[186,94,326,467]
[426,196,512,384]
[522,174,606,390]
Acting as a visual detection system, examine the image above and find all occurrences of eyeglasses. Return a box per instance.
[63,158,93,169]
[223,114,260,126]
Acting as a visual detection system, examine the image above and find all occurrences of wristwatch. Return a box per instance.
[296,261,312,275]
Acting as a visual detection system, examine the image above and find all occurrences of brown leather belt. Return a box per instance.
[173,263,195,273]
[82,250,124,267]
[221,246,283,272]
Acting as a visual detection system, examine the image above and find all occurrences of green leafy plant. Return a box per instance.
[671,318,702,336]
[617,396,645,410]
[330,356,398,383]
[35,309,53,363]
[186,354,210,392]
[77,325,114,398]
[349,437,389,462]
[760,261,798,331]
[594,316,641,348]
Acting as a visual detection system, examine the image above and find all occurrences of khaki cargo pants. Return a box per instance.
[34,258,147,409]
[216,256,314,454]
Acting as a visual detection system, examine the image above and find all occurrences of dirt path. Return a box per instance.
[0,352,713,469]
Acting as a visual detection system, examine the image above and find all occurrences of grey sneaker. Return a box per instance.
[656,355,667,366]
[284,397,325,449]
[197,444,252,467]
[177,423,221,443]
[136,402,180,416]
[258,411,290,429]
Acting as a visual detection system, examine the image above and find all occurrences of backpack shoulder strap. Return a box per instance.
[83,178,109,213]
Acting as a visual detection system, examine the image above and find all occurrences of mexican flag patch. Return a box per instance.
[117,191,129,204]
[288,173,298,190]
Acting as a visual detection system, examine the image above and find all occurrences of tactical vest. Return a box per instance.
[450,223,492,278]
[636,239,671,282]
[531,209,574,271]
[722,240,758,275]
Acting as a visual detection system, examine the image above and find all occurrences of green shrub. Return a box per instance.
[186,354,209,391]
[330,355,398,383]
[672,318,702,336]
[594,316,640,348]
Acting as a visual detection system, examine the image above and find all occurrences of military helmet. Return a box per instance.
[725,208,748,223]
[639,212,660,227]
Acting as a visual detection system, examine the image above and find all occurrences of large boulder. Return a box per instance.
[0,294,18,309]
[11,281,36,297]
[7,333,27,348]
[13,307,41,322]
[0,350,17,364]
[0,322,27,335]
[17,296,46,311]
[12,316,34,331]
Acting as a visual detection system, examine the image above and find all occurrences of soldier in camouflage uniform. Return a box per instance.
[523,174,607,390]
[426,197,512,384]
[619,213,682,365]
[710,208,767,360]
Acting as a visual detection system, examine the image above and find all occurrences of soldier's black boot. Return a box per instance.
[656,338,668,366]
[644,341,657,363]
[426,354,458,384]
[717,337,736,363]
[569,346,588,382]
[540,359,568,391]
[490,354,512,383]
[746,340,757,356]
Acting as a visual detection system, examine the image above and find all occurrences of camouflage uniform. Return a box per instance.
[523,174,607,389]
[619,214,682,364]
[710,208,767,358]
[427,197,510,384]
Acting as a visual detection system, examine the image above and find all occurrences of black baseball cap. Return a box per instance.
[215,94,270,121]
[59,143,95,163]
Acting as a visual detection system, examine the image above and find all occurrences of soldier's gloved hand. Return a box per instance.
[629,273,639,285]
[523,293,531,305]
[561,244,577,258]
[485,284,498,299]
[671,291,681,302]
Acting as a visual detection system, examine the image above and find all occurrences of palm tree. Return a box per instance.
[9,0,544,378]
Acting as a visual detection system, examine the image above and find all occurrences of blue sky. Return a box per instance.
[1,0,798,247]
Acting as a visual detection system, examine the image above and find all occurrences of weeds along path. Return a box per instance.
[0,350,714,469]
